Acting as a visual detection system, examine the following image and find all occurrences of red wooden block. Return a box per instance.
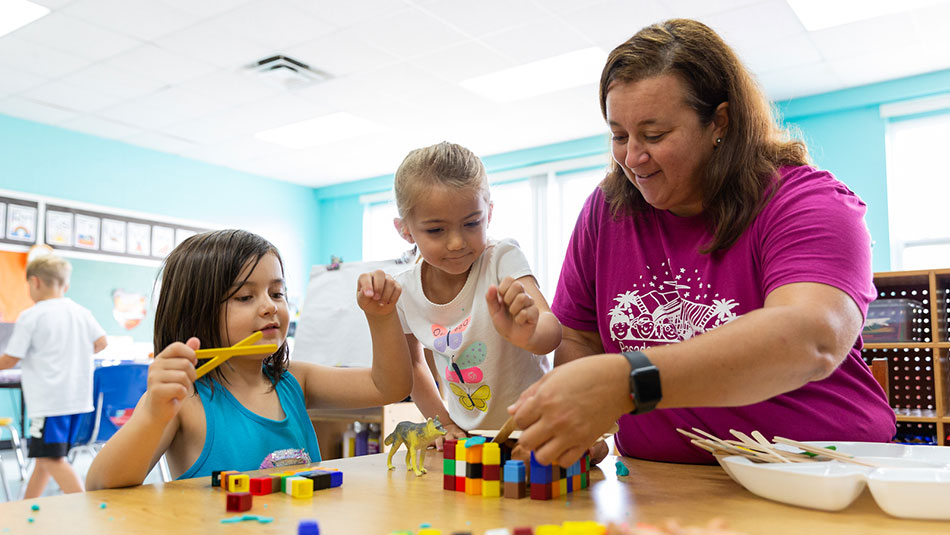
[483,464,500,481]
[249,477,272,496]
[455,475,465,493]
[443,474,456,491]
[226,492,252,512]
[530,482,551,500]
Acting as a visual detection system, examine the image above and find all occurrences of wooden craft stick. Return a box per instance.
[194,345,279,360]
[772,436,882,468]
[730,429,791,464]
[491,416,518,443]
[194,332,276,379]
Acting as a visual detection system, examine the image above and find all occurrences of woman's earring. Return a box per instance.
[716,137,722,145]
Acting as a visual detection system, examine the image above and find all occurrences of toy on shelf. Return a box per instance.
[385,416,447,476]
[443,437,591,500]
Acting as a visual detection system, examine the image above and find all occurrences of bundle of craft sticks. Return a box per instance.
[677,428,884,467]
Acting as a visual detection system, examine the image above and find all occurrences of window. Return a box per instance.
[885,111,950,270]
[360,156,608,299]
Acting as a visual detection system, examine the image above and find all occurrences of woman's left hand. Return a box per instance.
[509,353,633,466]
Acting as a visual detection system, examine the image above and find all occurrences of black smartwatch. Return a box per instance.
[621,351,662,415]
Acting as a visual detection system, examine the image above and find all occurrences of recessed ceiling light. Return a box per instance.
[787,0,944,31]
[0,0,50,38]
[254,112,385,149]
[460,47,607,103]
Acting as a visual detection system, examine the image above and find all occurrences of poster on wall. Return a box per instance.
[7,204,37,243]
[46,210,73,246]
[101,218,126,254]
[175,228,197,246]
[127,222,150,256]
[74,214,100,250]
[151,225,174,257]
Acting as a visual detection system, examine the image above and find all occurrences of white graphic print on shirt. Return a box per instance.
[609,261,739,352]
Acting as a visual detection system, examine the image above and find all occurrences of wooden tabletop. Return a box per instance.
[0,453,946,534]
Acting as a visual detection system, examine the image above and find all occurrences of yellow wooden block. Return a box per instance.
[227,474,249,493]
[559,478,567,496]
[286,476,313,498]
[482,480,500,497]
[482,442,501,465]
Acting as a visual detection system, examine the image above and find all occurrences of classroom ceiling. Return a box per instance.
[1,0,948,188]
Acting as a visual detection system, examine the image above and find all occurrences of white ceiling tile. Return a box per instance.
[809,13,920,61]
[161,116,242,144]
[830,44,943,90]
[0,36,90,78]
[177,70,281,108]
[287,0,412,28]
[98,98,189,129]
[152,19,275,70]
[61,63,166,100]
[11,12,142,62]
[409,40,515,82]
[738,32,823,76]
[757,61,843,101]
[700,0,805,51]
[23,79,120,112]
[198,95,337,136]
[60,0,199,41]
[123,131,198,154]
[913,3,950,52]
[157,0,253,19]
[209,1,338,50]
[0,96,78,124]
[561,0,672,51]
[105,44,215,85]
[660,0,765,18]
[59,115,142,139]
[420,0,548,38]
[479,15,594,64]
[284,31,399,78]
[31,0,76,8]
[130,86,232,119]
[0,65,49,95]
[355,5,469,59]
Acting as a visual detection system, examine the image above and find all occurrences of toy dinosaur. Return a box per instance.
[384,416,447,476]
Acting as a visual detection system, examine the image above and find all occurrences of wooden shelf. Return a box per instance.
[869,268,950,445]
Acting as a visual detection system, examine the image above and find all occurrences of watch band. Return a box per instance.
[621,351,662,415]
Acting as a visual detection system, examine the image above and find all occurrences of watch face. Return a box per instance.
[633,366,662,405]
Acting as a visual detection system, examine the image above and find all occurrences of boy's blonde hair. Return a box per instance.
[393,141,490,218]
[26,255,72,286]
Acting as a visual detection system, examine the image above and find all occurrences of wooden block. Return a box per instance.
[483,464,500,481]
[227,474,249,493]
[482,480,500,497]
[249,477,273,496]
[225,492,252,512]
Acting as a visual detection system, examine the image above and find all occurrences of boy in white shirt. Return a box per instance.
[0,255,107,498]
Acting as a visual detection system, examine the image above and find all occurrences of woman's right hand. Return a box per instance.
[144,338,198,424]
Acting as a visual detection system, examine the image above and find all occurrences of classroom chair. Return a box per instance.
[0,416,28,501]
[68,363,149,463]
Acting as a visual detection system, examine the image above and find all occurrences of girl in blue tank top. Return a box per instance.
[86,229,412,489]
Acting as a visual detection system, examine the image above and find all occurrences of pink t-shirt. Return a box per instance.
[553,165,896,463]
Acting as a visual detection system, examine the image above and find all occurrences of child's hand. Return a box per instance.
[357,270,402,317]
[486,276,539,348]
[143,338,198,424]
[434,421,468,451]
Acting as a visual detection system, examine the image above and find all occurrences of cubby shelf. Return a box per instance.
[863,268,950,445]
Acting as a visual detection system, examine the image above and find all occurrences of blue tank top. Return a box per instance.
[177,371,321,479]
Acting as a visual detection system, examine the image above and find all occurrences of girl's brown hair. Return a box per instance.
[599,18,809,253]
[393,141,489,218]
[153,229,289,387]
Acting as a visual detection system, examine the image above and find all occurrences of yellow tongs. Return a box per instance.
[193,331,278,379]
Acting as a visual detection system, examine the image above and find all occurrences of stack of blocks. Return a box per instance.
[212,466,343,512]
[442,438,590,500]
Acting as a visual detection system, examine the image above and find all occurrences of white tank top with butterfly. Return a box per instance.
[395,238,551,431]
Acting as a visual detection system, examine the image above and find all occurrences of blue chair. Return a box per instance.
[68,363,149,463]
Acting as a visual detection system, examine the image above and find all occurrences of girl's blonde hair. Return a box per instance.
[26,255,71,286]
[393,141,490,218]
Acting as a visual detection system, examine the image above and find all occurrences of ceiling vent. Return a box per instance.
[245,55,332,90]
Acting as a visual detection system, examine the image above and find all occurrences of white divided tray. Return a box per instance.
[718,442,950,520]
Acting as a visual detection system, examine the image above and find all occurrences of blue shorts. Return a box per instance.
[27,414,83,458]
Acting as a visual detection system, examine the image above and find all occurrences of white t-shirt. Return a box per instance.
[395,238,550,431]
[5,297,105,418]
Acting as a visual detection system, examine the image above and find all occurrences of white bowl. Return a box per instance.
[867,468,950,520]
[719,456,870,511]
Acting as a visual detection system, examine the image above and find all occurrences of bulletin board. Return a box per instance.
[0,189,212,264]
[0,250,31,322]
[292,259,411,367]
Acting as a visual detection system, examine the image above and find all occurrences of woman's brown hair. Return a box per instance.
[153,229,289,388]
[599,18,809,253]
